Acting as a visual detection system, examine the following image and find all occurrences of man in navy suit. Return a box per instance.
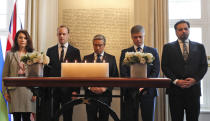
[161,20,208,121]
[84,34,119,121]
[41,25,81,121]
[120,25,160,121]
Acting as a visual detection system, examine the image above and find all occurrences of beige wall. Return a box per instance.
[58,0,134,66]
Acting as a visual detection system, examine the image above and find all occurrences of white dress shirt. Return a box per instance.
[58,42,68,61]
[134,44,144,52]
[94,51,104,61]
[178,39,189,54]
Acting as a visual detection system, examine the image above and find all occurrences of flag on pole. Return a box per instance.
[0,93,8,121]
[0,38,9,121]
[4,1,21,121]
[6,1,17,52]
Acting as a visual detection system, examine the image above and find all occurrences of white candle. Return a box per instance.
[61,63,109,77]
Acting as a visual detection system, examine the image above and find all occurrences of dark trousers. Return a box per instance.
[86,101,110,121]
[54,88,74,121]
[38,88,74,121]
[124,95,156,121]
[61,103,73,121]
[169,94,200,121]
[13,112,31,121]
[38,97,51,121]
[38,97,73,121]
[85,91,111,121]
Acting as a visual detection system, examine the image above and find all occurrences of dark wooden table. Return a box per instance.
[3,77,170,87]
[3,77,171,121]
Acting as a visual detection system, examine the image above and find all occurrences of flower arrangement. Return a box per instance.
[21,51,50,65]
[123,52,154,65]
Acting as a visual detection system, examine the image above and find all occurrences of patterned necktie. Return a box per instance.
[183,42,188,61]
[96,54,102,63]
[60,45,64,62]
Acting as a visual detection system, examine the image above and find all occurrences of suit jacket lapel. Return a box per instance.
[103,52,109,62]
[13,52,20,63]
[65,44,71,61]
[131,46,135,52]
[65,43,75,62]
[175,40,186,62]
[53,45,60,63]
[143,46,148,53]
[88,53,95,62]
[187,40,193,62]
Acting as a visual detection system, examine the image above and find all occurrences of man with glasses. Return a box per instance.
[83,34,119,121]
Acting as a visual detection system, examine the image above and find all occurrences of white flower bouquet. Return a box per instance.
[21,51,50,65]
[123,52,154,65]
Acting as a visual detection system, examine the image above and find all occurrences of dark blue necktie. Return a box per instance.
[137,47,141,52]
[96,54,102,63]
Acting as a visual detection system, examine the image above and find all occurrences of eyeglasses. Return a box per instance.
[132,36,143,39]
[93,44,104,48]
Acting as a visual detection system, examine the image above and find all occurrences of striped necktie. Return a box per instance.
[60,45,64,62]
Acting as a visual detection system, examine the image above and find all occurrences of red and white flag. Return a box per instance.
[6,1,22,52]
[5,1,24,120]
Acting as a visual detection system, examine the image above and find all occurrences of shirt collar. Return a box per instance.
[94,51,104,57]
[178,39,189,43]
[58,42,68,48]
[134,44,144,51]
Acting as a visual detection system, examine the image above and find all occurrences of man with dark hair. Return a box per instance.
[40,25,81,121]
[120,25,160,121]
[174,19,190,30]
[161,20,208,121]
[84,34,119,121]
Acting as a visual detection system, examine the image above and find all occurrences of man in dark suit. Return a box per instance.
[41,25,81,121]
[84,34,119,121]
[120,25,160,121]
[161,20,208,121]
